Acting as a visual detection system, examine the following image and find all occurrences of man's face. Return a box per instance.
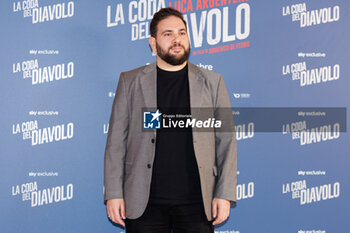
[153,16,190,66]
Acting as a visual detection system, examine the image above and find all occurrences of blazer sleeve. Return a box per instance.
[104,72,129,201]
[213,74,237,206]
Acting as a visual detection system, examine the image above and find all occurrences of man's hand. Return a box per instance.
[212,198,230,225]
[106,198,126,227]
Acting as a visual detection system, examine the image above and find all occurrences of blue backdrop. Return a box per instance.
[1,0,349,233]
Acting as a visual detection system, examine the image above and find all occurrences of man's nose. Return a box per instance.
[173,33,181,43]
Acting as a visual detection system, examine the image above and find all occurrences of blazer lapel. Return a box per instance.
[188,63,204,162]
[140,61,157,109]
[140,62,157,136]
[188,62,204,109]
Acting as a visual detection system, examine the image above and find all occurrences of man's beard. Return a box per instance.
[156,42,190,66]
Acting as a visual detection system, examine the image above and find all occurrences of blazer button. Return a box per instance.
[147,164,152,168]
[151,138,155,143]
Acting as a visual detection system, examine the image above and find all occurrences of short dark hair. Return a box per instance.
[150,7,187,37]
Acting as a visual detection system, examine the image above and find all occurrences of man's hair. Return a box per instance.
[150,7,187,38]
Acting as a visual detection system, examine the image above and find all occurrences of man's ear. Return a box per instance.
[149,36,156,54]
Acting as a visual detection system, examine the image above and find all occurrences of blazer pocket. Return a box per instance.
[212,165,218,176]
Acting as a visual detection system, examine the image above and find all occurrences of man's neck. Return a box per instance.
[156,57,188,71]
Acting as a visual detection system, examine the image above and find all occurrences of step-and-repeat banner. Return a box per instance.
[1,1,349,233]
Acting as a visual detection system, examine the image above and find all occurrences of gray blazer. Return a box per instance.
[104,61,237,221]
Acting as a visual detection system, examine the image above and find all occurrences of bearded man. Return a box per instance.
[104,7,237,233]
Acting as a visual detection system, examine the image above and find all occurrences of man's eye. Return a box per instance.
[180,32,187,35]
[164,33,171,36]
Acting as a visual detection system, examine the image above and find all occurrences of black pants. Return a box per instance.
[125,202,214,233]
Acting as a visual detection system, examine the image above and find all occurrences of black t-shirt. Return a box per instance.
[149,64,203,204]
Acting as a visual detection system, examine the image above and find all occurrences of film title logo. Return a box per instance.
[236,182,254,200]
[12,120,74,146]
[12,59,75,85]
[282,3,340,28]
[282,62,340,87]
[282,180,340,205]
[13,0,74,24]
[11,182,74,207]
[107,0,250,50]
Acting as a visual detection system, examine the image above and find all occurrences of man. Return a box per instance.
[104,7,237,233]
